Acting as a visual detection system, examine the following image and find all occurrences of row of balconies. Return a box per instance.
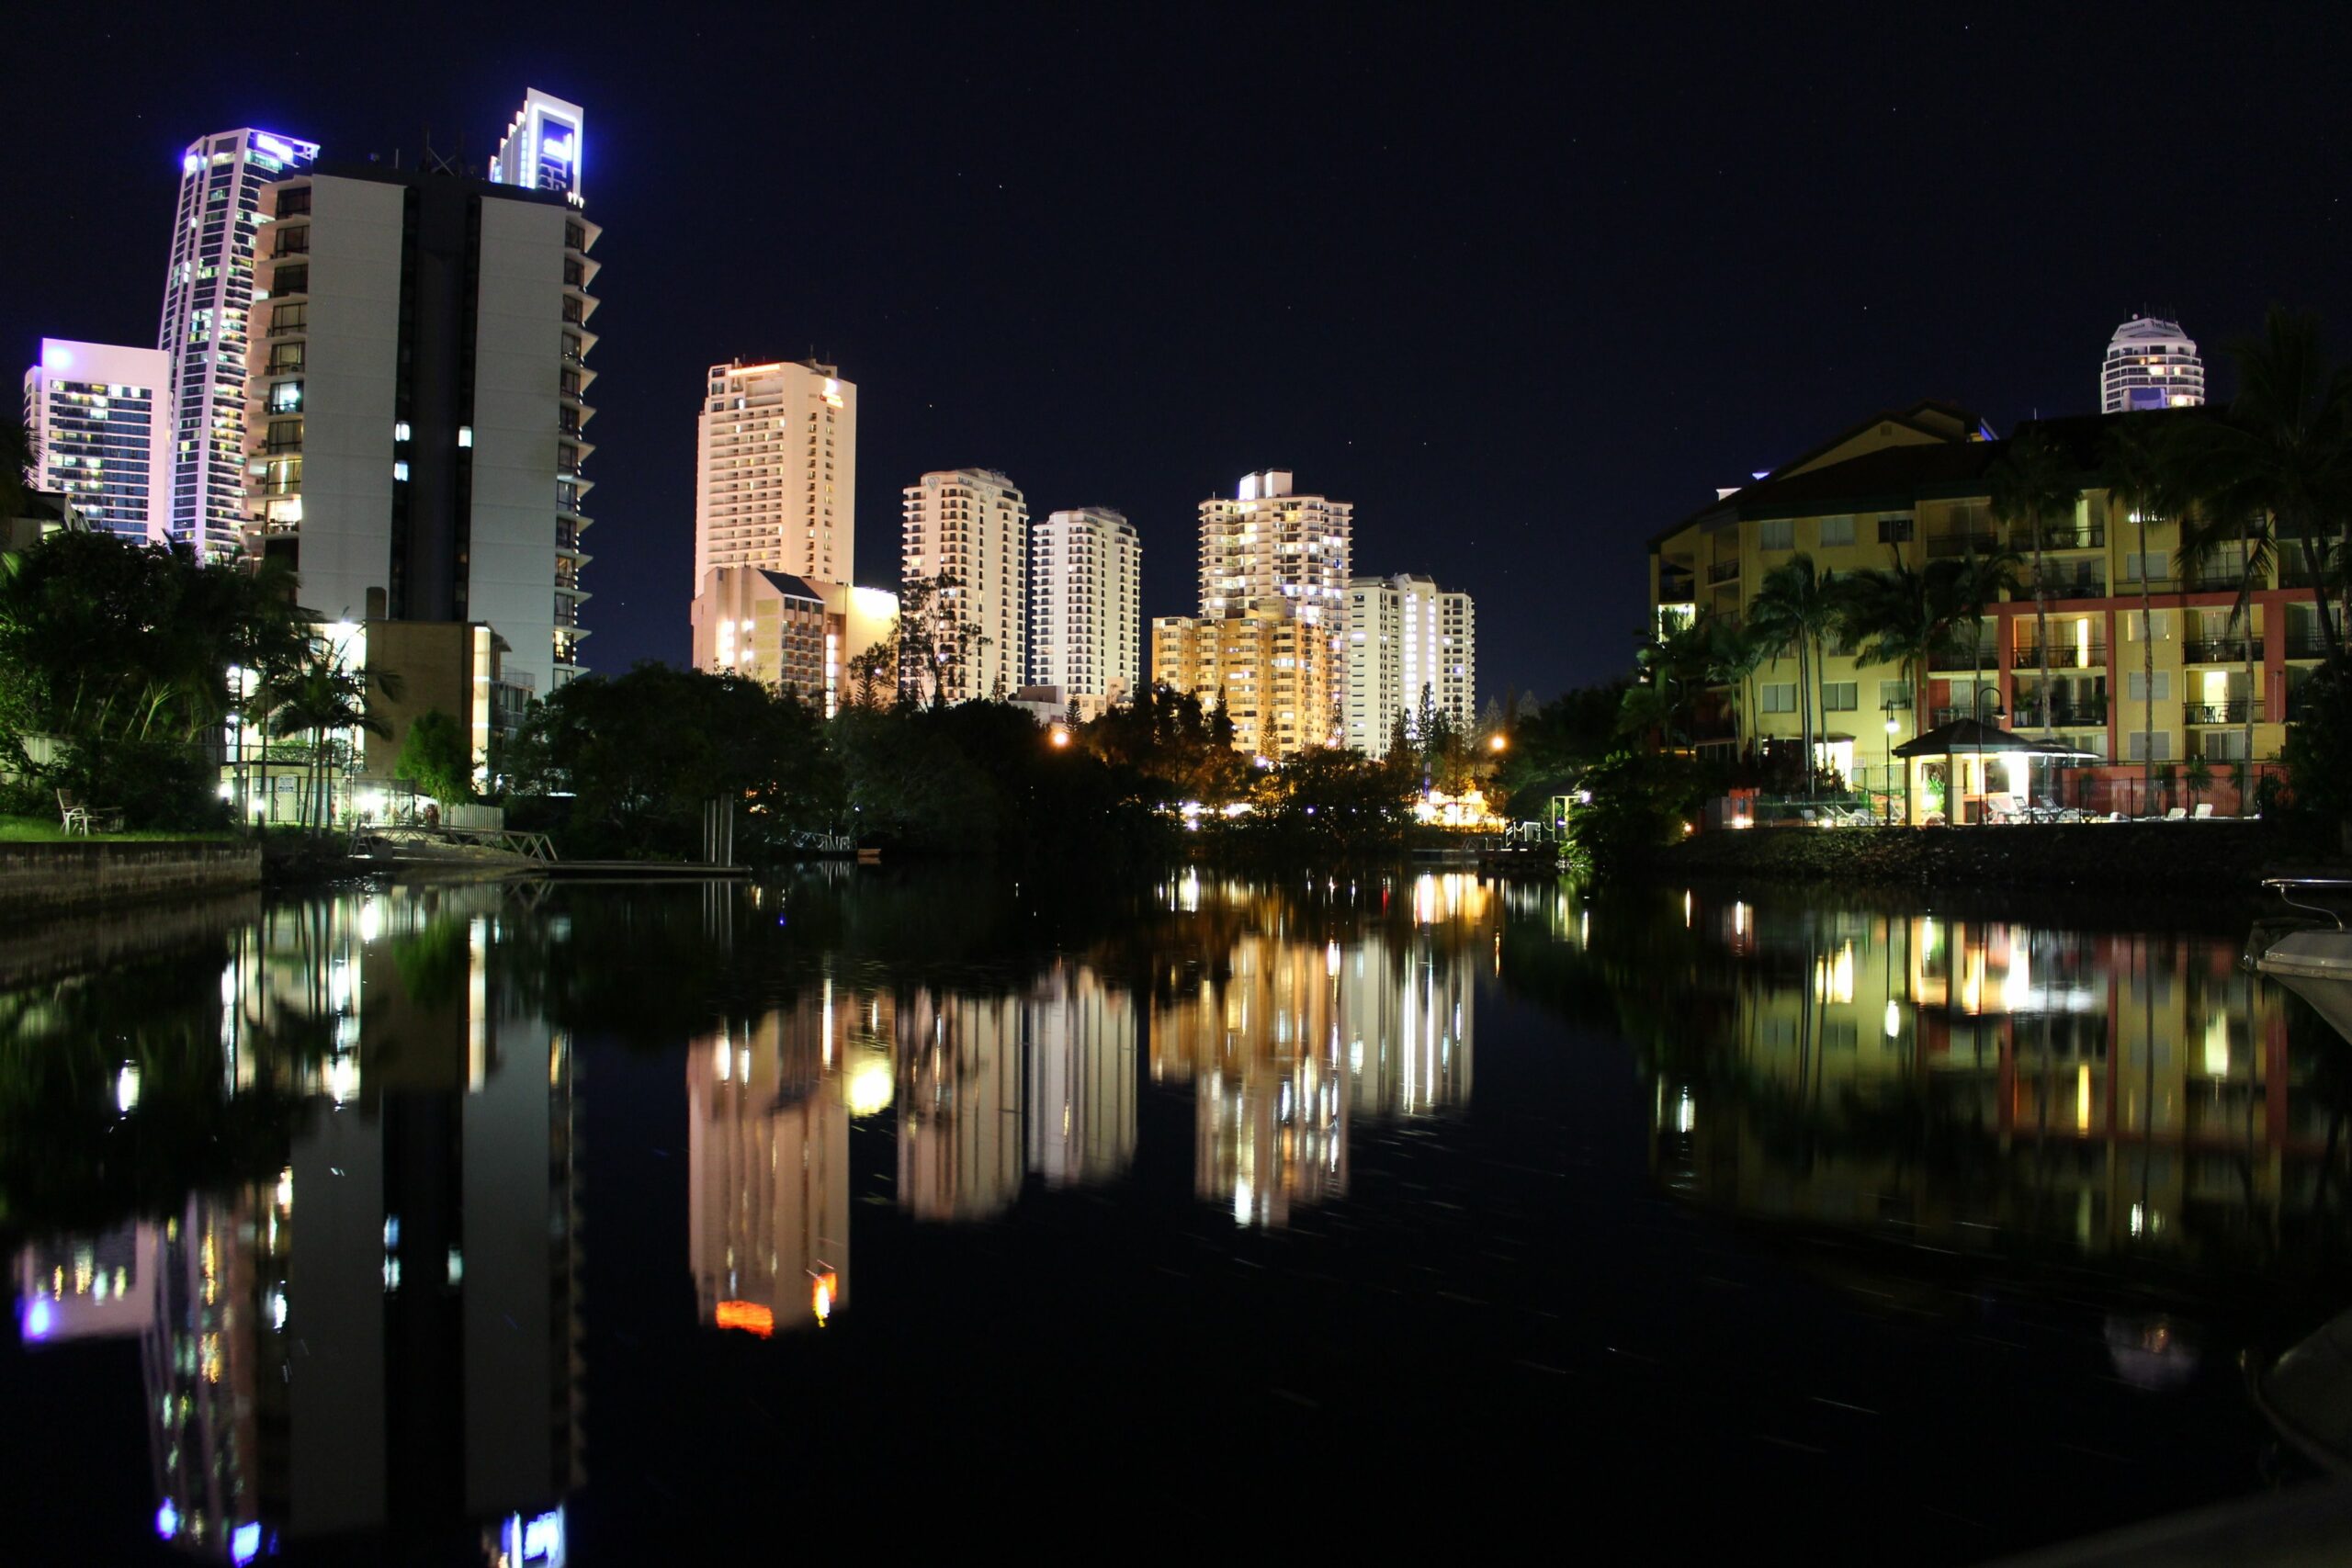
[1923,632,2328,672]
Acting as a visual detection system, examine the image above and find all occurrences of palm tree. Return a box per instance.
[2196,307,2352,667]
[1700,612,1773,750]
[2177,477,2272,814]
[1989,431,2083,742]
[266,650,398,836]
[1749,555,1843,795]
[1837,554,1972,820]
[2103,415,2175,814]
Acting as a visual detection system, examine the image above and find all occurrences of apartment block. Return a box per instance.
[1151,597,1336,759]
[694,358,855,592]
[901,468,1027,704]
[1341,573,1476,758]
[1029,507,1140,720]
[22,339,173,544]
[690,567,898,716]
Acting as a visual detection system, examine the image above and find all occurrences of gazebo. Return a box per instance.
[1892,718,2098,825]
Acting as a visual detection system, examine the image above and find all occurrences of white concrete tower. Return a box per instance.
[694,359,855,594]
[1195,469,1352,619]
[22,339,174,544]
[1341,573,1477,757]
[2102,317,2206,413]
[901,469,1028,704]
[159,128,320,559]
[1028,507,1141,718]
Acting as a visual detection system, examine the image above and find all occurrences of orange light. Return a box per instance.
[1488,734,1507,752]
[1049,727,1071,748]
[715,1300,775,1337]
[811,1269,839,1325]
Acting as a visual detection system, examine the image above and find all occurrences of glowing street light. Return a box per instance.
[1487,733,1508,752]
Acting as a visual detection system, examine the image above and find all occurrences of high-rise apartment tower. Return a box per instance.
[694,358,855,592]
[1028,507,1140,719]
[901,469,1028,704]
[1340,573,1476,757]
[2102,316,2206,413]
[21,339,174,544]
[159,128,320,559]
[243,160,602,694]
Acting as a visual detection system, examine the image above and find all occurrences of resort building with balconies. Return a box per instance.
[1648,400,2323,818]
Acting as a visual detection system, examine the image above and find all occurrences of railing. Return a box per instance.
[1927,645,1993,672]
[1658,572,1696,604]
[1933,706,2006,727]
[2182,637,2260,664]
[2010,641,2108,669]
[1707,560,1741,583]
[2039,524,2106,550]
[2026,568,2105,596]
[1926,529,2000,558]
[2007,703,2109,728]
[2182,701,2262,725]
[2285,633,2330,660]
[2116,574,2180,593]
[2185,569,2251,593]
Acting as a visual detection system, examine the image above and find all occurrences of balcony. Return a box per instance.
[1658,570,1696,604]
[2039,523,2106,551]
[2285,632,2330,660]
[2007,702,2109,728]
[2185,568,2251,594]
[1707,560,1741,584]
[2025,567,2106,597]
[2183,701,2262,726]
[1926,528,1998,558]
[2010,640,2108,670]
[1927,643,1995,672]
[2182,636,2260,664]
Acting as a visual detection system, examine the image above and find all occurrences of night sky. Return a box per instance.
[7,6,2350,698]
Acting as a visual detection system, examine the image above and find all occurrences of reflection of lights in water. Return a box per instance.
[2076,1064,2091,1132]
[2104,1314,2199,1391]
[1675,1090,1695,1134]
[1734,902,1748,937]
[356,897,382,945]
[846,1053,894,1115]
[154,1501,178,1540]
[1683,890,1693,928]
[715,1037,731,1081]
[276,1168,293,1211]
[2003,940,2031,1012]
[2129,1203,2144,1237]
[1326,940,1340,976]
[115,1063,141,1114]
[811,1269,838,1325]
[2202,1014,2230,1078]
[1961,947,1983,1016]
[327,1052,357,1105]
[1815,944,1855,1004]
[1233,1180,1253,1225]
[715,1300,775,1337]
[1884,999,1902,1039]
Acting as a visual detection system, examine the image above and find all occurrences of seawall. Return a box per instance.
[1645,819,2335,896]
[0,840,264,925]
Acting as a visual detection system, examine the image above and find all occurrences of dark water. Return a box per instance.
[2,869,2347,1563]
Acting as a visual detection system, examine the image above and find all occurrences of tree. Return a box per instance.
[2195,307,2352,667]
[266,649,397,835]
[1748,555,1843,795]
[394,708,473,807]
[1989,430,2081,741]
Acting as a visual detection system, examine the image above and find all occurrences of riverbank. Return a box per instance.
[1643,818,2341,896]
[0,838,263,923]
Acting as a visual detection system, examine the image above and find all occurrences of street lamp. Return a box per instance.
[1487,733,1508,753]
[1883,712,1899,824]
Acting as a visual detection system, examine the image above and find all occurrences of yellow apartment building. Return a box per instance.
[1648,401,2322,818]
[1149,596,1338,758]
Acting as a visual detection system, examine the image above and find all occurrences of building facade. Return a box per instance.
[690,567,898,716]
[1340,572,1476,757]
[1028,506,1140,720]
[1647,400,2318,818]
[21,339,173,544]
[1150,597,1337,758]
[2102,316,2206,413]
[243,163,602,694]
[900,468,1028,704]
[694,358,855,593]
[1195,469,1352,618]
[159,128,320,560]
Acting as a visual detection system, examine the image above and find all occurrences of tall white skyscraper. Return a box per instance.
[1341,573,1476,758]
[694,358,855,593]
[243,161,603,691]
[1028,507,1140,718]
[901,469,1028,703]
[1196,469,1352,618]
[159,128,319,560]
[21,339,173,544]
[489,89,586,200]
[2102,316,2206,413]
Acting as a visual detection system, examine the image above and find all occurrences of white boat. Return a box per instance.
[2253,878,2352,1043]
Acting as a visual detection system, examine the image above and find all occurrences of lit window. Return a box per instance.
[394,422,411,442]
[393,461,409,481]
[458,426,473,448]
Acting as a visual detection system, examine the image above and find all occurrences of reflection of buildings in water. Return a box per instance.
[14,888,581,1561]
[1645,895,2334,1261]
[1026,960,1137,1190]
[899,990,1027,1223]
[897,964,1139,1222]
[687,973,891,1337]
[1154,877,1478,1226]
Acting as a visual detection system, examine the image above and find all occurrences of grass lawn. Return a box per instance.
[0,814,237,844]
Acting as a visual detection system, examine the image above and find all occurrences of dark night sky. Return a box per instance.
[7,6,2350,698]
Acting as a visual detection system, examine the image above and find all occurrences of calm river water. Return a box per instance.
[2,868,2347,1563]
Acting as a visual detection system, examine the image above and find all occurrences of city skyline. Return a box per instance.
[5,11,2348,699]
